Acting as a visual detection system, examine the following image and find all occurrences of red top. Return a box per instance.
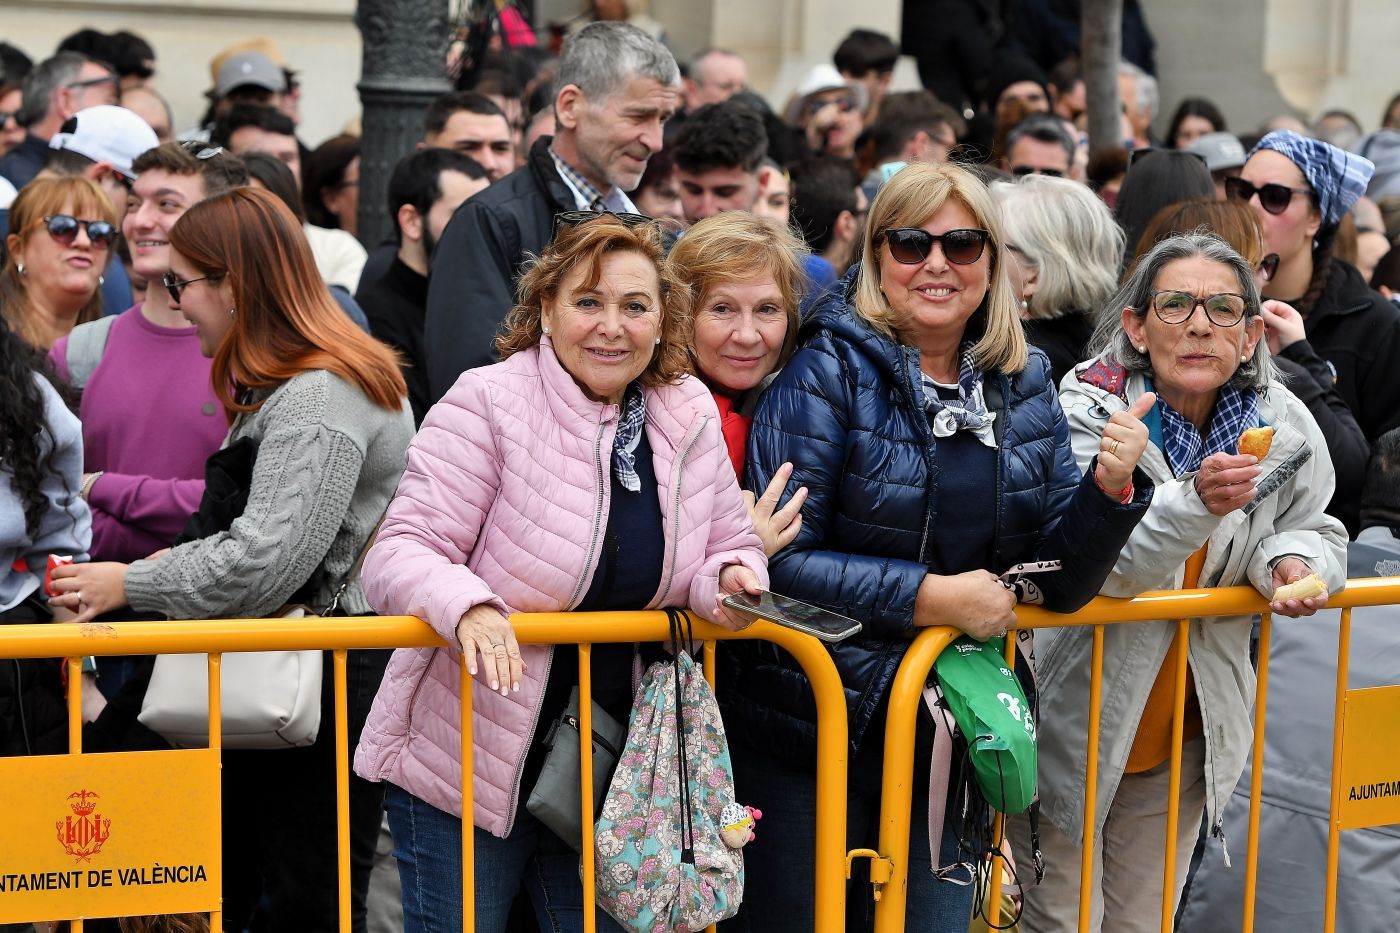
[711,391,751,480]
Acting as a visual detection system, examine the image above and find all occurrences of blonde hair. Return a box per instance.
[853,162,1028,374]
[665,212,808,375]
[496,216,691,387]
[1,176,116,348]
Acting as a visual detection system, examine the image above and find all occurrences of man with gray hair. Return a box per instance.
[1003,113,1076,178]
[683,48,748,113]
[423,21,679,399]
[0,51,118,188]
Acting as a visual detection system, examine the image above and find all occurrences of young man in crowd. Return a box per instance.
[788,155,865,310]
[422,21,680,400]
[356,148,488,425]
[419,91,514,183]
[1003,113,1076,178]
[833,28,898,126]
[672,99,767,225]
[212,102,301,182]
[0,51,118,188]
[860,90,964,198]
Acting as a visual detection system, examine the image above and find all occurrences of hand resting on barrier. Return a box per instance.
[457,603,524,697]
[1267,556,1329,618]
[914,570,1017,641]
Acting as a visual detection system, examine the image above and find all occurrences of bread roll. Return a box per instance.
[1272,573,1326,602]
[1239,426,1274,460]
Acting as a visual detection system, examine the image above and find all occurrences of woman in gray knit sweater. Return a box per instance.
[51,188,415,933]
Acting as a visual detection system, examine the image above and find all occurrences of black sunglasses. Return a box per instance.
[161,270,221,304]
[1256,253,1281,283]
[1225,176,1313,215]
[41,214,118,249]
[878,227,990,266]
[551,209,653,239]
[65,74,119,93]
[1011,166,1064,177]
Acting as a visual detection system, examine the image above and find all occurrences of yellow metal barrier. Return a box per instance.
[0,612,848,933]
[869,577,1400,933]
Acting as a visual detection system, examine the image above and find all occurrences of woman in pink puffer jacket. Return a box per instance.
[354,216,768,933]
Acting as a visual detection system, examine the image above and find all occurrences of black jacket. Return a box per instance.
[720,274,1151,761]
[422,136,574,402]
[1023,311,1093,389]
[1299,259,1400,443]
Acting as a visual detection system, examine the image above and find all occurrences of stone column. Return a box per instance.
[355,0,451,249]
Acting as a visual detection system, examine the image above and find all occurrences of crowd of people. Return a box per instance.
[2,6,1400,933]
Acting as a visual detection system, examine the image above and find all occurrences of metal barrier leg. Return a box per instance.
[68,657,83,933]
[1324,608,1353,933]
[461,658,475,933]
[211,653,223,932]
[1160,618,1191,933]
[579,644,596,933]
[334,649,351,933]
[1078,624,1105,933]
[1241,612,1272,932]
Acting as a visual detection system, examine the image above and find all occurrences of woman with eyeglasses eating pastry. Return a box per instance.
[1230,130,1400,446]
[0,176,117,349]
[1133,197,1369,536]
[1023,232,1346,932]
[722,162,1155,933]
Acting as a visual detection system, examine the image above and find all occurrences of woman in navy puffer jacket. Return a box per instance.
[721,163,1156,933]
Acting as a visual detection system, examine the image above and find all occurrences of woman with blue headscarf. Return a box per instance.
[1230,131,1400,452]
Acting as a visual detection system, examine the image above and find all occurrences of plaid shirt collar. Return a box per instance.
[1157,382,1260,476]
[549,146,607,211]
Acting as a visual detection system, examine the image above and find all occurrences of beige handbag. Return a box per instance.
[138,520,382,749]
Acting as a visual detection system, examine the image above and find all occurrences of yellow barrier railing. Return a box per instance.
[0,611,849,933]
[869,577,1400,933]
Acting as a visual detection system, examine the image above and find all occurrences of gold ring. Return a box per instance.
[1105,437,1121,455]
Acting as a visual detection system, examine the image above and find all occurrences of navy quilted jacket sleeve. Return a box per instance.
[747,335,927,641]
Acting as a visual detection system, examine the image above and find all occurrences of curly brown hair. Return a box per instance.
[495,216,691,388]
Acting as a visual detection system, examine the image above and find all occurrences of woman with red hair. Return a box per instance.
[50,187,414,932]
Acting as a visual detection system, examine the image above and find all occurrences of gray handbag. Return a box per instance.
[526,686,627,852]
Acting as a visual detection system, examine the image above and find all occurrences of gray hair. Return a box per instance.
[688,47,741,84]
[557,22,679,103]
[1090,232,1274,389]
[1117,61,1158,120]
[991,174,1124,320]
[18,52,93,128]
[1003,113,1076,167]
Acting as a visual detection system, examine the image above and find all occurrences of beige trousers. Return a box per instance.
[1008,736,1207,933]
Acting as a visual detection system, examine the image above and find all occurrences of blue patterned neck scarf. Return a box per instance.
[1157,383,1260,476]
[612,383,647,493]
[920,344,997,448]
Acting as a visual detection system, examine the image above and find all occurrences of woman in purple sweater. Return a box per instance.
[50,142,249,563]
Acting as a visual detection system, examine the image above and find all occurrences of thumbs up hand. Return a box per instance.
[1094,392,1156,495]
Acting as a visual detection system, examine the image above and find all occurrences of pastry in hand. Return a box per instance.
[1272,573,1326,602]
[1238,426,1274,460]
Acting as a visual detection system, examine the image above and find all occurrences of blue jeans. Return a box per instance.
[725,742,976,933]
[384,783,626,933]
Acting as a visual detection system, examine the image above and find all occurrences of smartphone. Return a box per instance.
[722,590,863,643]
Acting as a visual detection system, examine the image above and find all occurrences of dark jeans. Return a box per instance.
[222,648,390,933]
[725,741,976,933]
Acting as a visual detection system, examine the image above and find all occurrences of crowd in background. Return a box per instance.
[3,3,1400,933]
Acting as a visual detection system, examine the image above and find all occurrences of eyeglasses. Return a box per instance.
[1224,176,1313,215]
[1148,290,1249,327]
[0,110,15,127]
[161,270,221,304]
[40,214,118,249]
[551,209,653,239]
[1011,166,1064,177]
[1256,253,1280,284]
[877,227,990,266]
[179,140,225,160]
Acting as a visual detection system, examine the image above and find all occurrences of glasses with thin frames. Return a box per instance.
[1149,290,1249,327]
[161,270,220,304]
[1224,176,1313,215]
[878,227,990,266]
[41,214,118,250]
